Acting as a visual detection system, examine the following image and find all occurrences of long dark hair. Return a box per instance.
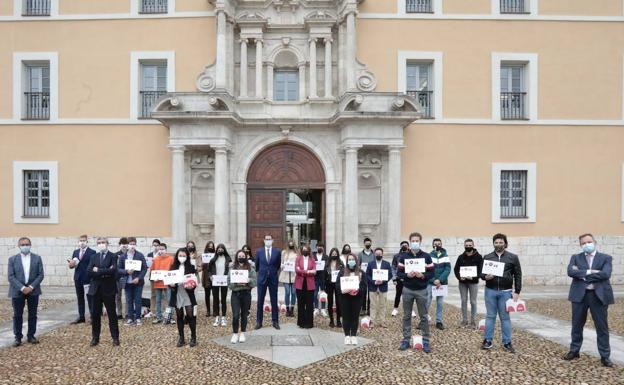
[233,249,251,270]
[171,248,191,270]
[214,243,231,260]
[203,240,215,253]
[242,244,253,259]
[345,253,361,275]
[341,244,352,255]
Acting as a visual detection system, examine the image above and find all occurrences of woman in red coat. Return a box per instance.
[295,244,316,328]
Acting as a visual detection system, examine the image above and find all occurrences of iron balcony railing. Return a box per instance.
[406,0,433,13]
[500,0,528,14]
[407,90,434,119]
[500,92,527,120]
[140,0,168,14]
[140,90,167,118]
[22,0,51,16]
[24,92,50,120]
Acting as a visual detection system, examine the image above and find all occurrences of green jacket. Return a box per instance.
[228,266,257,291]
[428,248,451,285]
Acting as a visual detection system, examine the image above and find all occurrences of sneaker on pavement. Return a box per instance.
[435,322,444,330]
[398,340,410,351]
[481,339,493,350]
[124,320,134,326]
[503,342,516,353]
[230,334,238,344]
[351,336,358,345]
[213,316,220,327]
[411,310,417,318]
[136,320,143,326]
[239,333,246,343]
[220,317,227,327]
[313,309,320,317]
[423,339,431,353]
[344,336,351,345]
[391,308,399,317]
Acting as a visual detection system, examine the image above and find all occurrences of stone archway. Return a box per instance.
[246,142,326,250]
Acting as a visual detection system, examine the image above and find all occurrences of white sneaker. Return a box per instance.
[391,308,399,317]
[351,336,358,345]
[230,334,238,344]
[313,309,320,317]
[344,336,351,345]
[136,320,143,326]
[411,311,417,318]
[220,317,227,327]
[321,309,328,318]
[213,316,220,327]
[239,333,246,343]
[427,314,433,324]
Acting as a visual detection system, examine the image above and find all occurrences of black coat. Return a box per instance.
[168,264,198,308]
[87,251,119,296]
[453,250,483,284]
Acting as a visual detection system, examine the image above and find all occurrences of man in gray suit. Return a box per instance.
[564,233,614,367]
[7,237,45,347]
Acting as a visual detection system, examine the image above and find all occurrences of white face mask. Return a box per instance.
[264,239,273,247]
[128,245,136,251]
[97,243,107,252]
[79,241,87,248]
[178,256,187,264]
[157,249,165,256]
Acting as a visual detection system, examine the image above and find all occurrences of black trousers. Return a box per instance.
[326,283,342,322]
[91,292,119,340]
[296,280,314,328]
[75,281,93,319]
[212,286,228,316]
[204,287,212,315]
[341,293,362,336]
[393,280,404,308]
[231,290,251,333]
[570,290,610,359]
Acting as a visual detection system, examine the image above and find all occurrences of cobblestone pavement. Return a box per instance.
[0,301,622,385]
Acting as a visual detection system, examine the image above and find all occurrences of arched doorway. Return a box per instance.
[246,142,325,250]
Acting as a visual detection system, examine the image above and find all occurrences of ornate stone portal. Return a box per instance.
[152,0,422,251]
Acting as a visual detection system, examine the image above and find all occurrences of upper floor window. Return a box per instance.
[22,0,51,16]
[500,64,527,120]
[140,61,167,118]
[274,70,299,102]
[23,63,50,120]
[23,169,50,218]
[406,0,433,13]
[500,0,528,14]
[406,62,433,119]
[140,0,168,14]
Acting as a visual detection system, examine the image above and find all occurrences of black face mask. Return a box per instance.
[331,255,338,259]
[244,250,250,255]
[187,247,196,253]
[464,247,474,253]
[217,250,224,256]
[317,248,324,254]
[495,246,505,253]
[365,244,371,250]
[207,247,215,253]
[375,255,383,261]
[434,246,441,251]
[288,244,295,250]
[343,249,350,254]
[302,251,309,257]
[400,246,408,252]
[238,257,246,263]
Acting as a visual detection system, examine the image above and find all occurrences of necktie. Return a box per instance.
[79,248,85,261]
[100,252,105,264]
[266,248,270,263]
[586,254,592,270]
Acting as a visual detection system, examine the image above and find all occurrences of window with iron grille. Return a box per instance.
[500,0,527,14]
[406,62,433,118]
[23,0,51,16]
[500,64,527,120]
[274,70,299,101]
[23,170,50,218]
[23,63,50,120]
[500,170,527,218]
[406,0,433,13]
[140,62,167,118]
[140,0,168,14]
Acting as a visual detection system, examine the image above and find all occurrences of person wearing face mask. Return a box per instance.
[208,244,232,327]
[168,249,198,347]
[312,244,329,317]
[8,237,45,347]
[336,253,367,345]
[186,241,199,268]
[241,244,255,316]
[340,244,351,266]
[564,233,614,367]
[117,237,147,326]
[480,233,522,353]
[201,241,216,317]
[228,250,257,343]
[397,232,434,353]
[324,248,344,328]
[295,245,317,328]
[114,237,129,320]
[426,238,451,330]
[391,241,413,317]
[255,234,282,330]
[453,239,483,328]
[151,243,173,324]
[358,237,374,317]
[279,240,299,317]
[145,239,161,319]
[68,234,96,325]
[365,248,393,328]
[87,237,120,347]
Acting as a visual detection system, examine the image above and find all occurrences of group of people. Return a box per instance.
[6,232,614,367]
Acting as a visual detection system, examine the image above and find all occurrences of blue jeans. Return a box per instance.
[154,288,170,320]
[426,284,444,322]
[125,283,144,322]
[12,294,39,340]
[484,287,513,344]
[283,283,296,307]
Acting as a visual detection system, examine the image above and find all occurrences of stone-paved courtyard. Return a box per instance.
[0,300,622,385]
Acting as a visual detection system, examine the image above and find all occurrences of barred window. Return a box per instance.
[23,170,50,218]
[23,0,51,16]
[141,0,168,14]
[500,0,527,14]
[406,0,433,13]
[500,170,527,218]
[140,62,167,118]
[406,62,433,118]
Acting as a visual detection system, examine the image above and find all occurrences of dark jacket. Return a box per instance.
[208,254,232,278]
[480,250,522,294]
[313,252,329,291]
[567,252,614,305]
[391,252,403,282]
[428,247,452,285]
[169,264,198,308]
[335,268,367,299]
[117,251,148,285]
[396,250,434,290]
[87,251,118,296]
[365,259,393,292]
[324,257,345,287]
[453,249,483,284]
[71,247,96,285]
[7,253,45,298]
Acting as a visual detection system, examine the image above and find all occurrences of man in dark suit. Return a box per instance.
[564,233,614,367]
[7,237,45,347]
[68,234,96,324]
[255,234,282,330]
[88,237,120,347]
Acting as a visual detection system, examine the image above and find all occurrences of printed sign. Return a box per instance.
[316,260,326,271]
[431,285,448,297]
[162,270,184,285]
[459,266,478,278]
[282,261,295,272]
[202,253,214,264]
[482,260,505,277]
[230,269,249,284]
[340,276,360,291]
[404,258,426,273]
[372,269,389,282]
[125,259,142,271]
[331,270,340,283]
[212,275,228,287]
